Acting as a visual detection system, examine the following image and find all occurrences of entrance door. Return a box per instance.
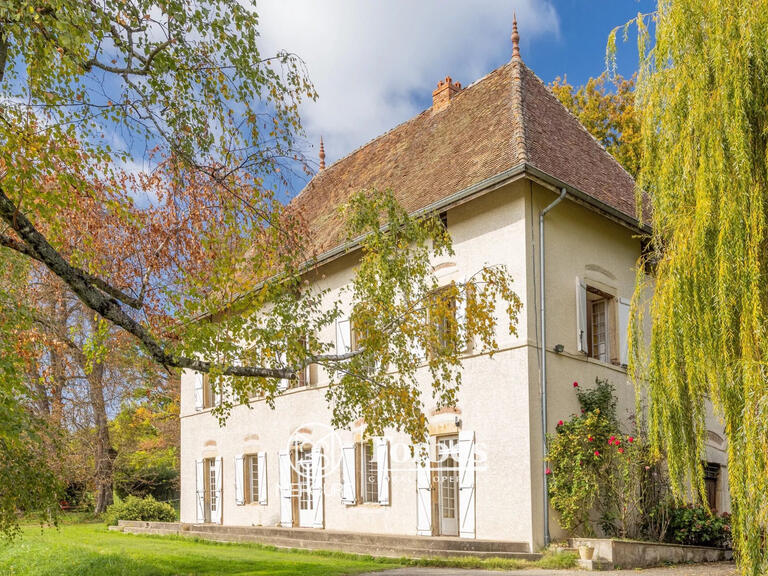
[437,437,459,536]
[297,448,315,527]
[202,457,222,524]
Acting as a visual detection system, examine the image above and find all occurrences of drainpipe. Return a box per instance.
[539,187,566,549]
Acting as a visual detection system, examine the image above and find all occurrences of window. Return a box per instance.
[206,459,218,513]
[360,442,378,503]
[202,375,223,409]
[429,286,461,357]
[586,286,614,363]
[247,454,259,503]
[704,462,720,512]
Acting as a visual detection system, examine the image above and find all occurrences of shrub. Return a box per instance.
[667,505,731,548]
[103,495,176,526]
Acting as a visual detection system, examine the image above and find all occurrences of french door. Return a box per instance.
[437,437,459,536]
[297,448,315,527]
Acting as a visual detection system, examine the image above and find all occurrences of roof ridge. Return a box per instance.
[510,57,528,164]
[520,63,636,184]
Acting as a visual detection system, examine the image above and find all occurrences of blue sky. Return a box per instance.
[256,0,655,196]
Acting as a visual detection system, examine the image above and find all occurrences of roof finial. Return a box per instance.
[319,136,326,170]
[511,13,520,59]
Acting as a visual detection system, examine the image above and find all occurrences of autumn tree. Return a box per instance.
[550,73,641,177]
[616,3,768,575]
[0,0,521,533]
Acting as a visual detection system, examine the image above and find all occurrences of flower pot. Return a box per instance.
[578,544,595,560]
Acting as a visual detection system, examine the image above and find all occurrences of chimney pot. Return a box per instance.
[432,76,462,113]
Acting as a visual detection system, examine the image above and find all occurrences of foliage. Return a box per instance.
[103,495,176,526]
[535,549,579,569]
[548,379,674,541]
[547,379,618,536]
[0,0,521,449]
[111,392,179,501]
[667,505,732,548]
[610,2,768,573]
[550,73,640,177]
[0,252,62,539]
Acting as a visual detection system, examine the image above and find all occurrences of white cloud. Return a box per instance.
[255,1,560,169]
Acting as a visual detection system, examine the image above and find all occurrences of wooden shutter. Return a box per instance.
[376,437,390,506]
[618,297,631,366]
[416,443,432,535]
[458,430,476,538]
[211,457,223,524]
[195,459,205,522]
[576,277,588,353]
[336,319,351,355]
[257,452,268,505]
[194,373,204,411]
[234,455,245,505]
[278,450,293,526]
[340,443,357,504]
[311,447,324,528]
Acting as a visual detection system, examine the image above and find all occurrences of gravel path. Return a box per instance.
[362,561,737,576]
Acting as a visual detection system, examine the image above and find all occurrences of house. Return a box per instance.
[179,22,730,553]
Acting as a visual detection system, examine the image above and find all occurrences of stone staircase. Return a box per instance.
[112,521,540,561]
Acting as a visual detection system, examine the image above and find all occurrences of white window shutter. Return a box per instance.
[576,277,588,353]
[455,285,468,352]
[618,297,631,366]
[311,447,324,528]
[416,443,432,536]
[234,455,245,505]
[194,373,204,411]
[458,430,476,538]
[195,459,205,522]
[257,452,268,505]
[376,437,390,506]
[278,450,293,526]
[277,350,289,391]
[336,319,352,355]
[340,443,357,504]
[211,457,223,524]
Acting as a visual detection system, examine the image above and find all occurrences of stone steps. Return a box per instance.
[115,521,540,561]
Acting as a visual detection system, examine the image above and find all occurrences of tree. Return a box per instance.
[550,73,640,177]
[0,0,521,532]
[616,3,768,574]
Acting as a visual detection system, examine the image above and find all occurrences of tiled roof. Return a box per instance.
[291,58,637,256]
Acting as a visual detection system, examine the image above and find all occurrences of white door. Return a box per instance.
[209,457,223,524]
[297,448,315,527]
[437,437,459,536]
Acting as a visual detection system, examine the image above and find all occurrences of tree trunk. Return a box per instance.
[88,362,114,513]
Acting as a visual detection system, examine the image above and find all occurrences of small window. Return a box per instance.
[429,287,458,357]
[203,375,223,409]
[360,441,378,503]
[586,286,614,363]
[246,454,259,503]
[704,462,720,512]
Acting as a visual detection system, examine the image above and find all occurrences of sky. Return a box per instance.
[255,0,656,194]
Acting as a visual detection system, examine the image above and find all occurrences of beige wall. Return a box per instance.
[179,176,730,551]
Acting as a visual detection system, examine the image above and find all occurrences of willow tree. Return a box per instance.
[617,2,768,574]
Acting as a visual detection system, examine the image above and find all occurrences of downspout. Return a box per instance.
[539,187,566,548]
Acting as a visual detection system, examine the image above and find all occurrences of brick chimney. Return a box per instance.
[432,76,462,113]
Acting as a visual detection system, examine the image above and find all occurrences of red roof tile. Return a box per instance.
[291,57,637,256]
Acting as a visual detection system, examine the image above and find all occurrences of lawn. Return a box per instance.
[0,523,402,576]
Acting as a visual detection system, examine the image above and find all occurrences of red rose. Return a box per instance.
[545,468,552,475]
[557,420,564,427]
[609,435,616,444]
[594,450,600,457]
[573,381,579,387]
[628,436,634,443]
[618,447,625,454]
[588,435,594,442]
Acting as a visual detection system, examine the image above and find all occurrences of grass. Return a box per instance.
[0,522,578,575]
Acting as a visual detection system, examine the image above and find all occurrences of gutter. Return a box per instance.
[539,187,566,549]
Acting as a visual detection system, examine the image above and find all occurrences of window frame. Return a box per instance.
[359,441,379,504]
[584,285,617,364]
